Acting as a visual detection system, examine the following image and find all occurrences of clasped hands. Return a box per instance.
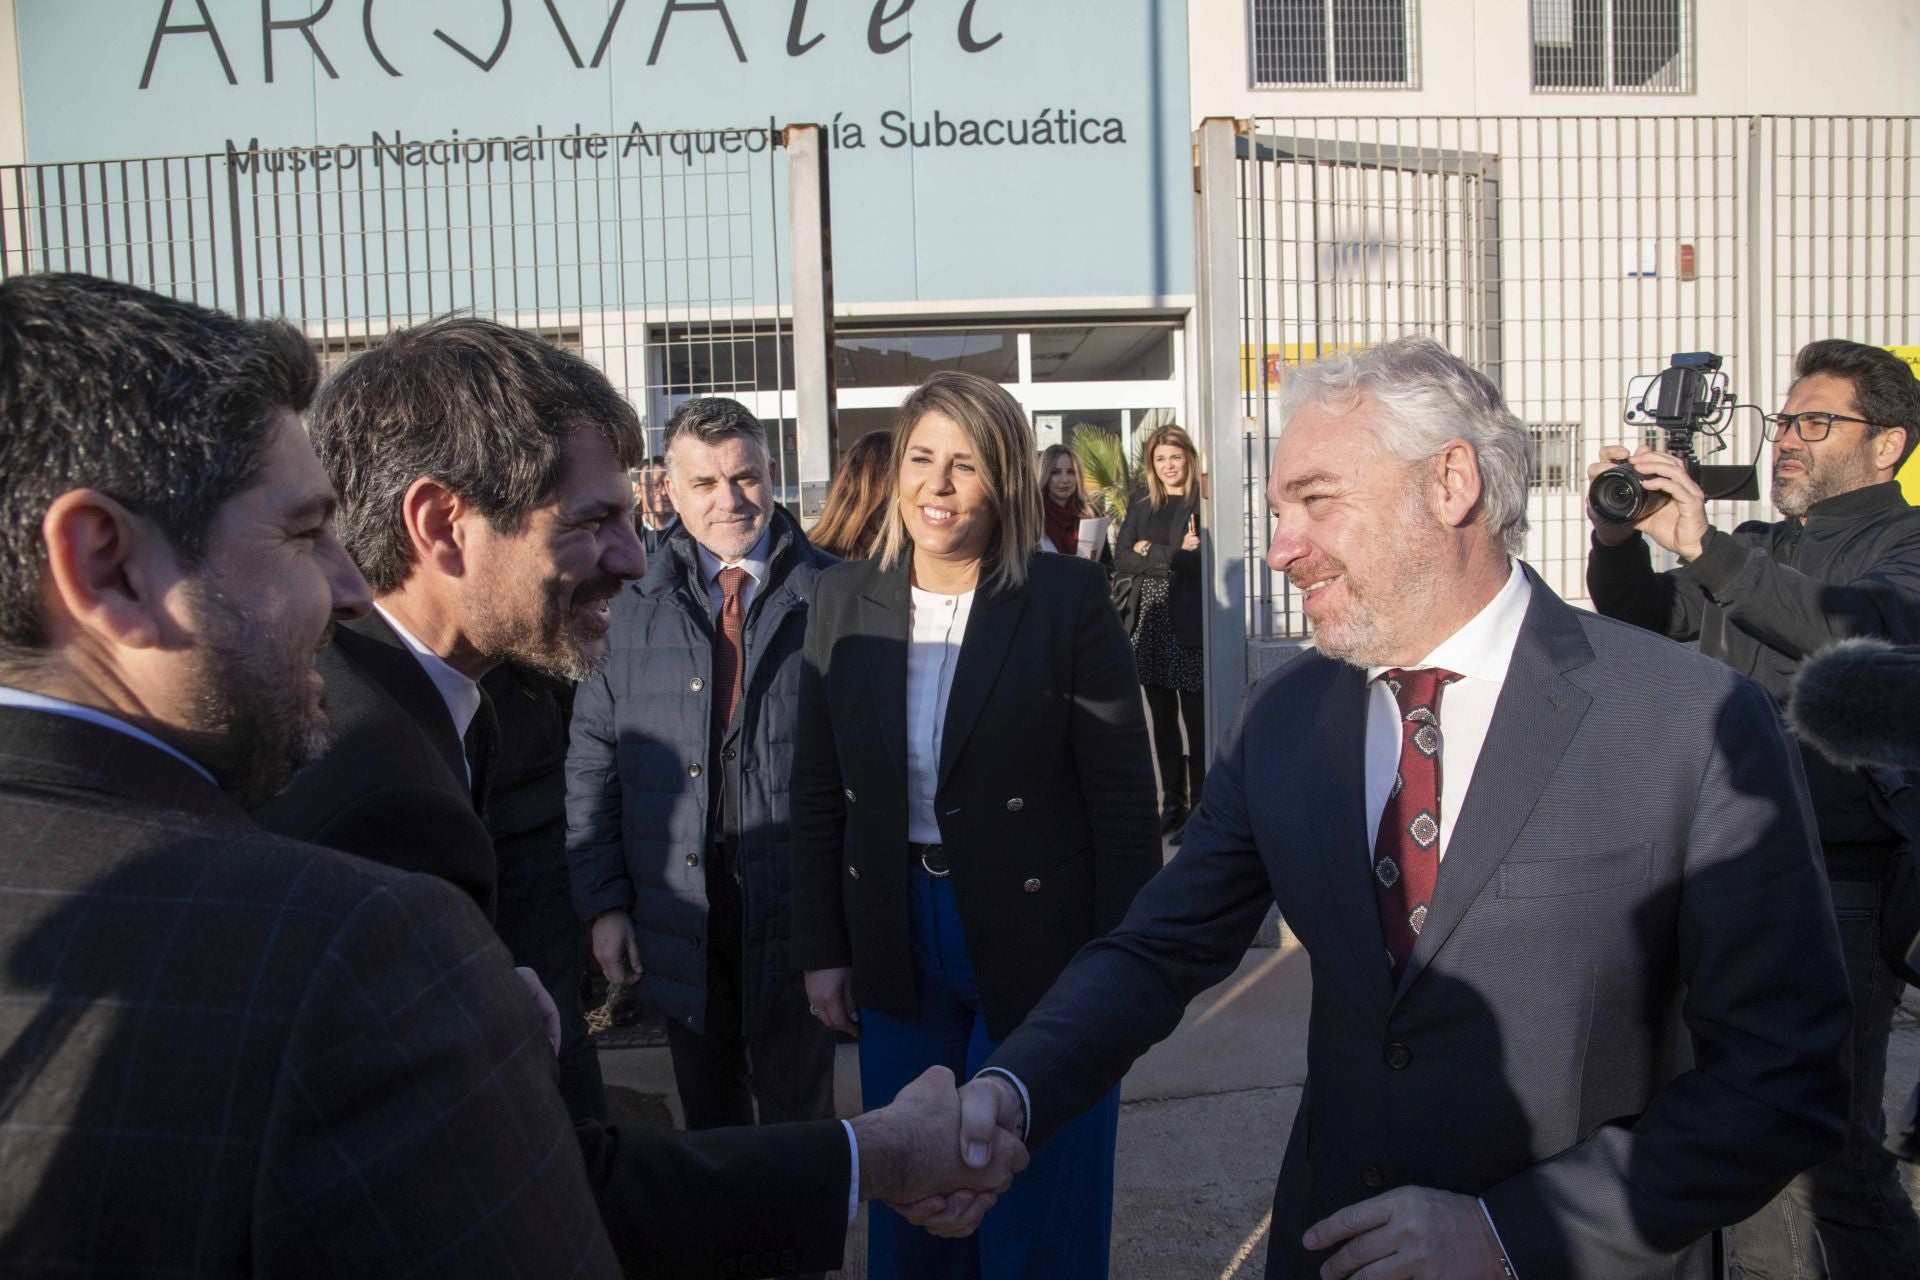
[851,1069,1030,1238]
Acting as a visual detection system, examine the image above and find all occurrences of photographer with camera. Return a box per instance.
[1588,339,1920,1278]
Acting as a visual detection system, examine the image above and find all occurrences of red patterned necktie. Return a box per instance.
[1373,666,1461,979]
[713,567,749,730]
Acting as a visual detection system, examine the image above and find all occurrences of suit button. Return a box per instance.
[723,747,737,761]
[688,763,702,778]
[690,676,704,691]
[1385,1042,1411,1070]
[848,865,860,879]
[1024,878,1041,893]
[1006,797,1024,812]
[1361,1164,1385,1190]
[845,788,857,803]
[686,852,700,867]
[688,936,700,950]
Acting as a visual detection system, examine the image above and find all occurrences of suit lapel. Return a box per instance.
[341,612,469,788]
[1392,573,1595,1006]
[1295,661,1398,1013]
[860,560,911,784]
[937,575,1027,788]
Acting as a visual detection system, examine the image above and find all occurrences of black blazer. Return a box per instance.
[252,616,853,1278]
[790,551,1162,1041]
[983,574,1852,1278]
[0,709,620,1277]
[1114,491,1203,649]
[254,611,498,916]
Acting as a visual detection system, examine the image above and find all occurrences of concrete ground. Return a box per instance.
[599,919,1920,1278]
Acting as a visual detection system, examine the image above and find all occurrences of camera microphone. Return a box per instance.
[1790,638,1920,771]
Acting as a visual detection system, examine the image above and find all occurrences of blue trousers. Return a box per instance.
[859,869,1120,1280]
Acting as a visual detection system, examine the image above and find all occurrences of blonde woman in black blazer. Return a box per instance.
[790,371,1161,1279]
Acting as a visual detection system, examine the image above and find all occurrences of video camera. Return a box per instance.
[1588,351,1760,523]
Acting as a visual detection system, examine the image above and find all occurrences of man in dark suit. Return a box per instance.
[250,316,1027,1271]
[957,337,1855,1279]
[0,272,621,1275]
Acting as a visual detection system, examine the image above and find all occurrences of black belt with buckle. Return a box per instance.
[911,842,949,877]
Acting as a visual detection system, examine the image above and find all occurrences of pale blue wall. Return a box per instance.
[15,1,1193,308]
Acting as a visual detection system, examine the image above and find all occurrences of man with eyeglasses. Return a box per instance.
[1587,338,1920,1278]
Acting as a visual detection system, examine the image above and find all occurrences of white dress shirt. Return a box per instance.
[375,604,483,784]
[0,686,217,784]
[905,584,977,845]
[696,525,774,618]
[1362,560,1532,862]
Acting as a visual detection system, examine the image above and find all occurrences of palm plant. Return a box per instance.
[1073,429,1139,523]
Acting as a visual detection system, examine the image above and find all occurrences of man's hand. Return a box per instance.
[1304,1187,1507,1280]
[590,911,641,985]
[956,1073,1025,1170]
[804,966,859,1036]
[1586,445,1710,560]
[512,966,562,1056]
[850,1066,1029,1234]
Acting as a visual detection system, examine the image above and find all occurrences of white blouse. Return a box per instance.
[905,584,976,843]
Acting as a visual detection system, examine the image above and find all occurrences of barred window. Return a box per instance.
[1528,423,1580,492]
[1249,0,1419,90]
[1531,0,1692,93]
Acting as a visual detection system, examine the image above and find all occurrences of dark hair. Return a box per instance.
[312,317,643,594]
[663,396,769,463]
[1794,339,1920,469]
[0,272,318,652]
[811,430,895,559]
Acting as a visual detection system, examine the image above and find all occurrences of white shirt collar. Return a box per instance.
[1367,559,1532,685]
[373,603,483,742]
[0,686,218,785]
[696,524,774,592]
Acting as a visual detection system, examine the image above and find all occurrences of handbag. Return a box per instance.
[1110,573,1138,636]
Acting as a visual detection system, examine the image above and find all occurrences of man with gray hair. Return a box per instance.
[954,336,1852,1278]
[568,397,840,1160]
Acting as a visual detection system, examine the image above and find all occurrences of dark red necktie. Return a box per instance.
[712,567,749,731]
[1373,667,1461,979]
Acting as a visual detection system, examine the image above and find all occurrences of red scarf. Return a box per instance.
[1044,494,1081,555]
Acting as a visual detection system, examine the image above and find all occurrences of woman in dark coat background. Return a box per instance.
[790,371,1161,1279]
[1113,423,1205,842]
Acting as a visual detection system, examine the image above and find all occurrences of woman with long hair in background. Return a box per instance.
[810,429,896,560]
[1112,424,1205,841]
[1036,441,1114,569]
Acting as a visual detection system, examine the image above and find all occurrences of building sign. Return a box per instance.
[14,0,1194,307]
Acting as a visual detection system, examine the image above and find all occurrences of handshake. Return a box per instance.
[851,1069,1032,1237]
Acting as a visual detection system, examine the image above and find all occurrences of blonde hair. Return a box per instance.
[1141,424,1198,510]
[876,371,1040,592]
[1037,443,1092,518]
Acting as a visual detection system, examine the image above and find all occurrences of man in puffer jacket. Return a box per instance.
[568,397,840,1161]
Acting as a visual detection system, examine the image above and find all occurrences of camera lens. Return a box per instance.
[1588,466,1646,523]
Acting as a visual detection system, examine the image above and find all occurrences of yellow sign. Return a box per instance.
[1239,343,1364,392]
[1891,347,1920,505]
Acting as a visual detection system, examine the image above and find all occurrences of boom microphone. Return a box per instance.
[1790,637,1920,772]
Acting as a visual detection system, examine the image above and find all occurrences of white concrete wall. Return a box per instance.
[1190,0,1920,120]
[0,0,23,168]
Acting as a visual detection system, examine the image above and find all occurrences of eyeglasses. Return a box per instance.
[1761,411,1881,443]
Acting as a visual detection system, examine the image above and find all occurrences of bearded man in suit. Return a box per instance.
[0,272,628,1275]
[957,337,1855,1279]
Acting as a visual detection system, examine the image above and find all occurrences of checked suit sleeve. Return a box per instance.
[255,873,618,1278]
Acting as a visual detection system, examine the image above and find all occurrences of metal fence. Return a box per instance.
[1196,114,1919,655]
[0,123,829,498]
